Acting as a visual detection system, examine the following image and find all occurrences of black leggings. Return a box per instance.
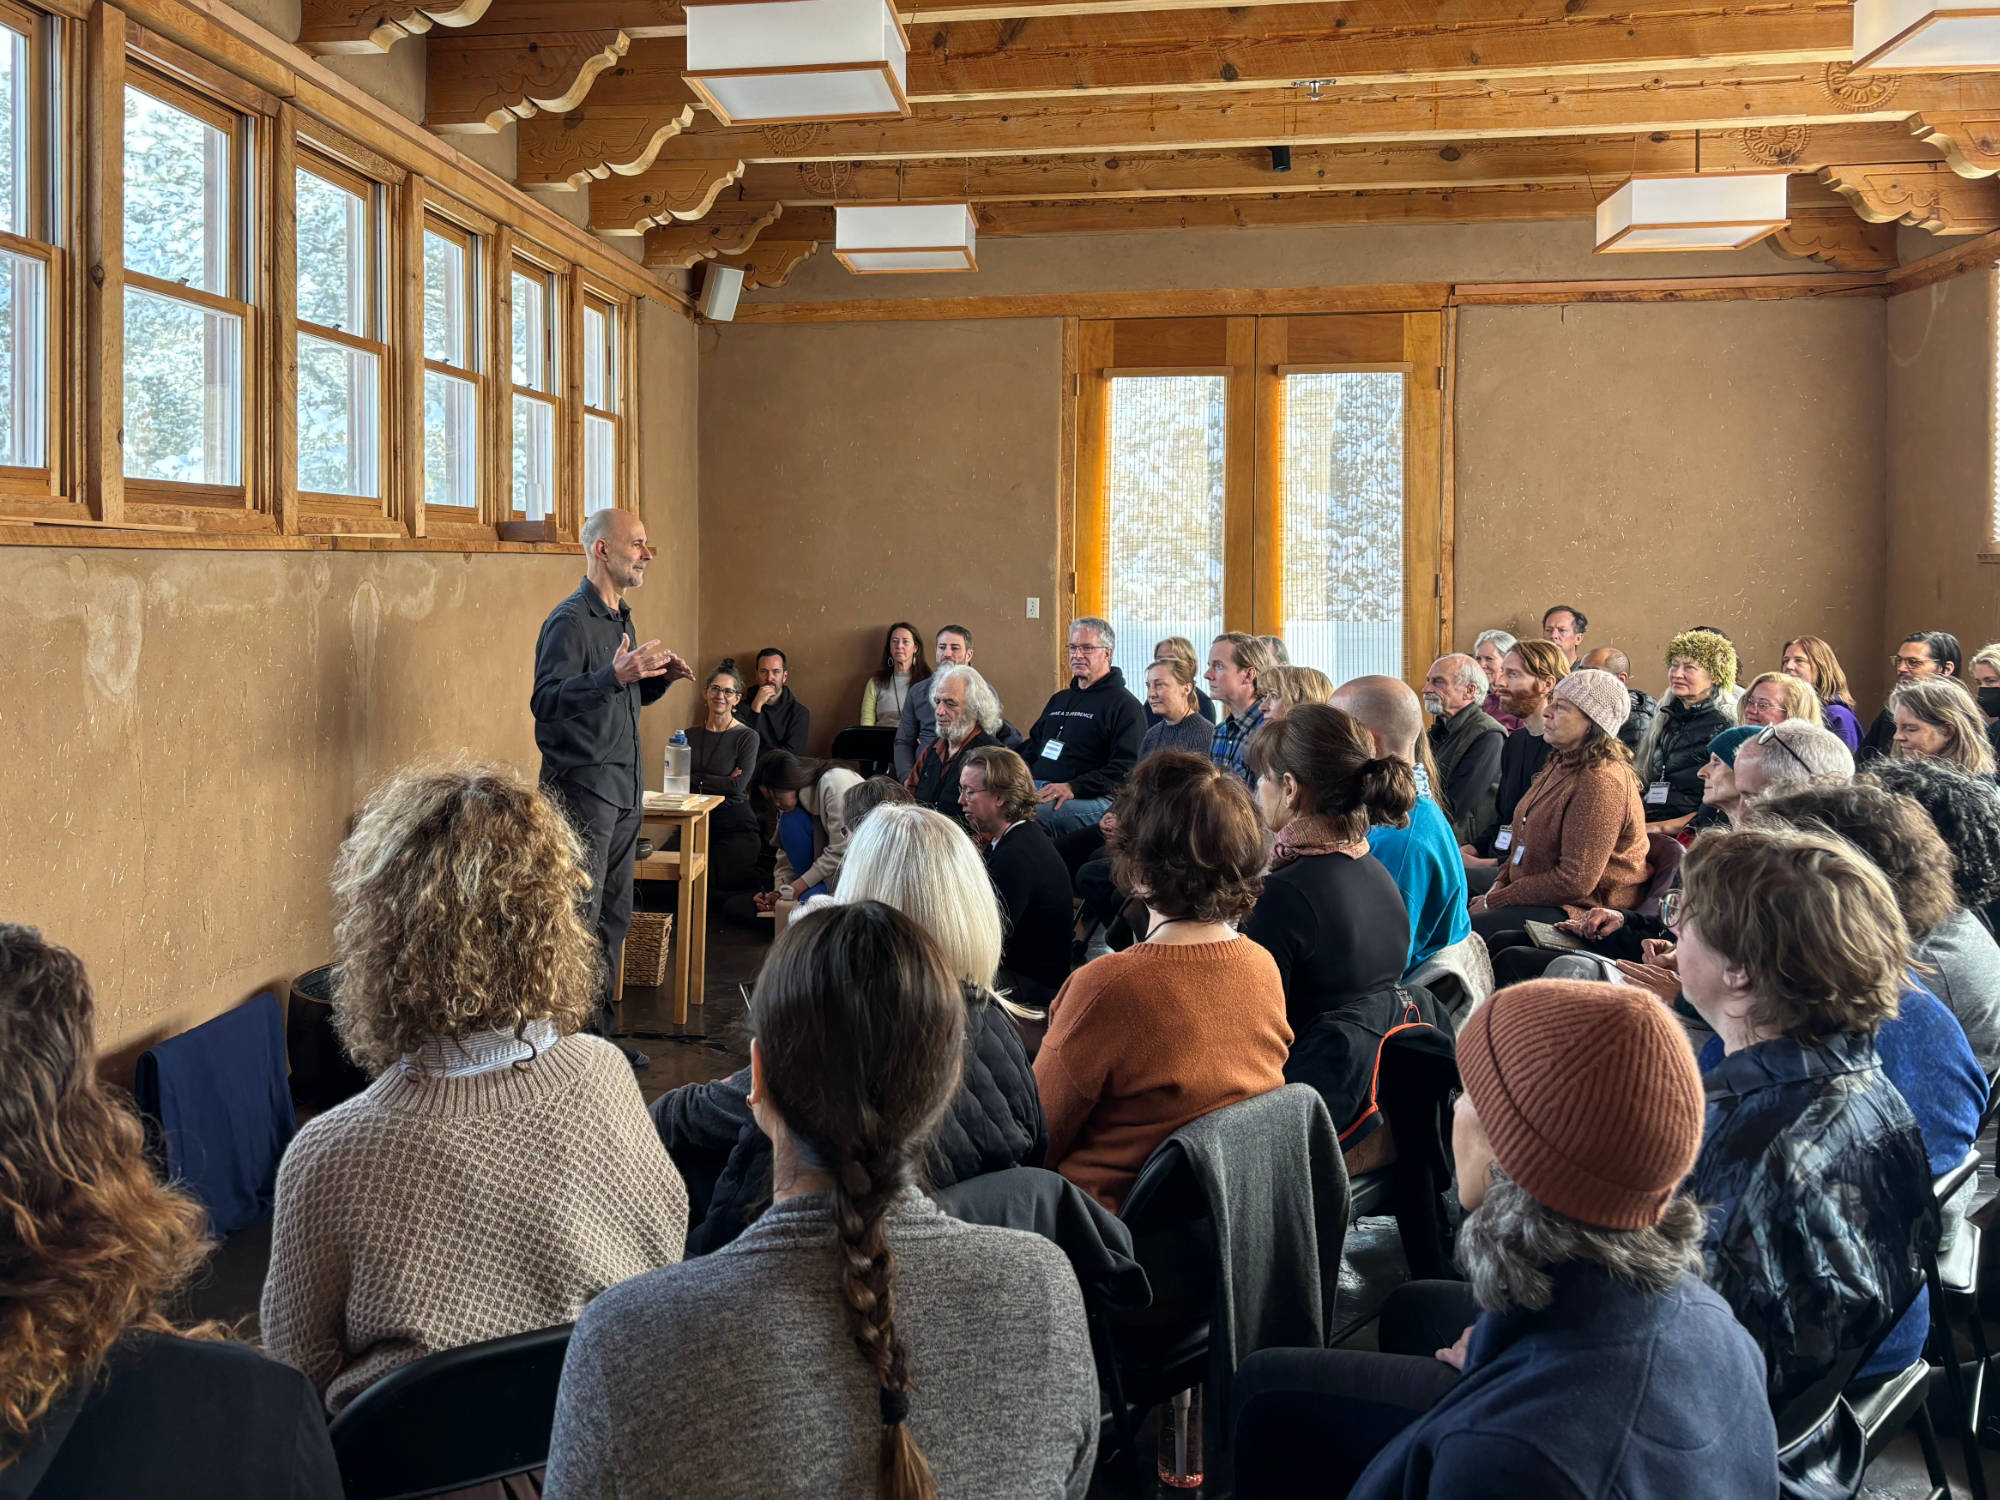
[1232,1280,1479,1498]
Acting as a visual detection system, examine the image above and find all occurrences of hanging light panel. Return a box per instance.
[1853,0,2000,71]
[835,203,979,273]
[683,0,911,126]
[1594,173,1791,254]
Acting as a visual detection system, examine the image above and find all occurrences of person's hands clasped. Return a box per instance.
[1560,908,1627,940]
[612,634,677,685]
[753,890,778,913]
[1615,942,1680,1003]
[1436,1324,1475,1371]
[1038,783,1075,810]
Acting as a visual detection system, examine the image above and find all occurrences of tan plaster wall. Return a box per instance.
[1886,272,2000,671]
[3,315,700,1063]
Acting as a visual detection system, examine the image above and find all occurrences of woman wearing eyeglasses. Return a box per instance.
[688,660,764,891]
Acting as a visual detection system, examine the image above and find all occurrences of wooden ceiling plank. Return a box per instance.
[1818,161,2000,232]
[426,29,632,132]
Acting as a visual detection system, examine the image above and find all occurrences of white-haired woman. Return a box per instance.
[907,663,1007,829]
[1472,629,1522,732]
[650,804,1046,1254]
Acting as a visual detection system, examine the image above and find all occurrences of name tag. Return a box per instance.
[1040,738,1065,762]
[1493,828,1513,853]
[1645,781,1670,806]
[1512,844,1526,865]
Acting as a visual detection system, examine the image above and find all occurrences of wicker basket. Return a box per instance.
[623,912,674,989]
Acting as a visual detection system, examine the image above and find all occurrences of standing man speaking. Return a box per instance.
[532,508,692,1065]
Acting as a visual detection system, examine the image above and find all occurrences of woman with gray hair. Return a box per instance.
[1472,629,1522,732]
[1231,979,1775,1497]
[907,662,1006,829]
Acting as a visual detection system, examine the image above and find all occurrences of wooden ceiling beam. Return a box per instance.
[1768,174,1900,268]
[521,64,1968,184]
[712,239,821,290]
[1909,110,2000,177]
[586,157,750,232]
[299,0,494,55]
[642,200,784,268]
[1818,161,2000,232]
[426,30,631,132]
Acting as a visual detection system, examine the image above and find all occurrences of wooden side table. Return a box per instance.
[632,793,721,1025]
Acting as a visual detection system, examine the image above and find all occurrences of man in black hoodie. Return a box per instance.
[734,646,810,755]
[1024,616,1146,837]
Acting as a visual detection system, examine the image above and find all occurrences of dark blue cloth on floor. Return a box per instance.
[776,806,827,900]
[133,990,296,1238]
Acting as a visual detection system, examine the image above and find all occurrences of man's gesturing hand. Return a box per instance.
[613,634,674,685]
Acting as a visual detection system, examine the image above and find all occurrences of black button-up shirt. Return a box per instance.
[531,578,669,810]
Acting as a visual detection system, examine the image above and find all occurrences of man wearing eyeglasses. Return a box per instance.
[1863,631,1962,758]
[1022,617,1146,838]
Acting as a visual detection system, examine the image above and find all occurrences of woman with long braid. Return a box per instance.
[543,901,1099,1500]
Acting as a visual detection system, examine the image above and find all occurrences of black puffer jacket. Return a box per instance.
[1642,694,1733,821]
[1618,689,1659,756]
[653,983,1047,1254]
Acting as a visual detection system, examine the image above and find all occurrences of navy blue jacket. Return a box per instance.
[1350,1265,1776,1500]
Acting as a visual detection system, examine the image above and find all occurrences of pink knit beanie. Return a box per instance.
[1551,668,1630,741]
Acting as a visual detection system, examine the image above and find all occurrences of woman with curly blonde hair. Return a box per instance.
[0,925,342,1497]
[262,762,688,1414]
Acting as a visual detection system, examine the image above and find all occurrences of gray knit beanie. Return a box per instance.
[1552,668,1630,740]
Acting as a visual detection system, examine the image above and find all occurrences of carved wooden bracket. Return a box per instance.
[588,160,750,233]
[516,106,699,190]
[299,0,494,56]
[1818,162,2000,233]
[427,31,632,133]
[1766,207,1898,272]
[714,240,820,291]
[643,202,784,269]
[1908,112,2000,179]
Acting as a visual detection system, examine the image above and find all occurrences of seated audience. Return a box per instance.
[1461,639,1568,881]
[859,621,926,727]
[1740,669,1821,729]
[1232,979,1774,1500]
[550,903,1096,1500]
[1472,628,1523,732]
[1258,633,1291,665]
[1868,753,2000,942]
[1332,676,1473,973]
[1142,655,1217,758]
[1678,828,1939,1470]
[262,764,689,1413]
[1731,717,1855,807]
[1633,628,1737,833]
[1686,724,1759,835]
[841,773,915,832]
[1972,641,2000,762]
[894,623,974,779]
[1781,633,1865,751]
[907,664,1005,827]
[749,752,865,914]
[1240,703,1414,1033]
[959,746,1075,1012]
[1577,646,1656,754]
[735,647,810,755]
[1206,631,1278,784]
[688,659,763,891]
[0,926,345,1499]
[1035,752,1291,1210]
[1023,616,1146,838]
[1866,629,1963,756]
[1151,634,1218,725]
[1471,669,1649,938]
[656,805,1045,1255]
[1891,676,1997,778]
[1260,663,1336,720]
[1541,602,1586,663]
[1424,653,1505,844]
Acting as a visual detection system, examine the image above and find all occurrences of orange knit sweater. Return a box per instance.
[1485,756,1651,918]
[1033,938,1292,1211]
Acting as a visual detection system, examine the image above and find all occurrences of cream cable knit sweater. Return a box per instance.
[260,1032,688,1413]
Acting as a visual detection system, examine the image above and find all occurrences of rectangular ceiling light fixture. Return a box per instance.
[1594,173,1791,253]
[1853,1,2000,70]
[683,0,911,126]
[835,203,979,273]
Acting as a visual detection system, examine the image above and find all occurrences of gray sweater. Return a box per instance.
[1916,908,2000,1075]
[542,1188,1098,1500]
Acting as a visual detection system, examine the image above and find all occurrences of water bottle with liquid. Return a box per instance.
[663,731,691,797]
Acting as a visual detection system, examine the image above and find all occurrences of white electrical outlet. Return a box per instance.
[1026,597,1041,619]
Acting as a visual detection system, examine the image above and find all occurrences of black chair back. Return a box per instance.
[935,1166,1152,1315]
[328,1323,574,1500]
[829,725,897,777]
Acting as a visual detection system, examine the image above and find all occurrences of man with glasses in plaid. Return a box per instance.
[1022,617,1146,838]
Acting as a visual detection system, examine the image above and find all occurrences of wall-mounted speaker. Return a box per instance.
[700,265,745,322]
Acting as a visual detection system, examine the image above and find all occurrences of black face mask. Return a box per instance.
[1980,685,2000,720]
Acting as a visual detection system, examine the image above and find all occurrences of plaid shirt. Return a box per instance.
[1211,701,1266,786]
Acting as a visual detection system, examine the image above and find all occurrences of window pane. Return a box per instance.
[424,230,467,366]
[1280,372,1406,681]
[583,305,606,409]
[425,369,478,509]
[125,87,230,295]
[0,26,27,237]
[513,394,553,518]
[297,332,380,498]
[297,167,368,334]
[585,413,616,514]
[124,286,241,484]
[0,247,45,468]
[1102,375,1227,689]
[511,270,546,390]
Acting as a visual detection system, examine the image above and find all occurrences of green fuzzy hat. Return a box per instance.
[1666,629,1738,695]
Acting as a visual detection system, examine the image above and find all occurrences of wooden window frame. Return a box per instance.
[580,282,629,517]
[0,0,70,516]
[418,208,485,526]
[502,246,564,540]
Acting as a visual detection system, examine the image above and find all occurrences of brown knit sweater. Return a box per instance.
[1034,938,1292,1212]
[1485,755,1651,918]
[260,1033,689,1413]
